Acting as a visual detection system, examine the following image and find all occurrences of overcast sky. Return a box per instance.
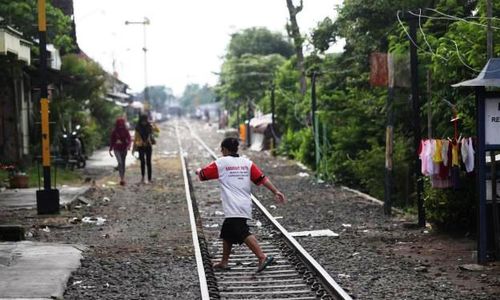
[73,0,344,96]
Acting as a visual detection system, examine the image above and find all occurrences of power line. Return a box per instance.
[417,9,448,62]
[397,11,428,53]
[446,38,484,73]
[423,8,500,31]
[397,10,500,74]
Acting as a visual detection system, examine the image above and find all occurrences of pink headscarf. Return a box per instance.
[115,117,127,129]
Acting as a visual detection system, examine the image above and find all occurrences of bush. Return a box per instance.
[278,128,315,168]
[350,142,386,199]
[424,174,476,231]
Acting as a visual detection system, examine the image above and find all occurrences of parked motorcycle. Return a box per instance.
[60,125,86,169]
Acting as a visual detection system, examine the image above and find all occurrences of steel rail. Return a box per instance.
[175,120,211,299]
[185,120,352,300]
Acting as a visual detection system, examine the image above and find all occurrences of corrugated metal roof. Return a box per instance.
[452,58,500,87]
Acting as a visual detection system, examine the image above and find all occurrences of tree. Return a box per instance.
[0,0,76,53]
[141,85,175,111]
[228,27,294,59]
[56,54,121,152]
[218,54,285,107]
[179,84,216,111]
[285,0,307,95]
[311,17,337,53]
[216,27,292,117]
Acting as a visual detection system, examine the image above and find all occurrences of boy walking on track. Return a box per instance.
[196,137,286,272]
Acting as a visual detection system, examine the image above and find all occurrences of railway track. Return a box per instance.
[175,120,352,300]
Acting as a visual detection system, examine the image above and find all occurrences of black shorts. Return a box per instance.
[220,218,251,244]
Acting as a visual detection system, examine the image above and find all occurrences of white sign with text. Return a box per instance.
[485,98,500,145]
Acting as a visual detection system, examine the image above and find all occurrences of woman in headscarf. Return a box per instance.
[109,117,131,186]
[133,114,157,184]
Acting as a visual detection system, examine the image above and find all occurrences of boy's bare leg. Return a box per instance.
[214,239,232,268]
[244,234,266,264]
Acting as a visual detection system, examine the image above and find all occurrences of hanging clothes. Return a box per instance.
[451,141,460,167]
[419,137,474,189]
[431,174,452,189]
[463,137,475,173]
[433,139,443,163]
[441,140,450,166]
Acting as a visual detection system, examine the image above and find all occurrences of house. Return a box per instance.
[105,73,131,107]
[0,20,65,166]
[0,24,33,164]
[248,113,275,151]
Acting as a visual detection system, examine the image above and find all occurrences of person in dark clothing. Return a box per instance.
[133,114,158,184]
[109,117,131,186]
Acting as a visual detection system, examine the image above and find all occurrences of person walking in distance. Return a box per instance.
[133,114,157,184]
[109,117,131,186]
[196,137,286,272]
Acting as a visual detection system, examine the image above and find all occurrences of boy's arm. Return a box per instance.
[250,163,286,204]
[196,161,219,181]
[262,178,286,204]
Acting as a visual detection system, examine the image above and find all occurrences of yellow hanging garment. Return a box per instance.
[433,139,443,163]
[451,142,460,166]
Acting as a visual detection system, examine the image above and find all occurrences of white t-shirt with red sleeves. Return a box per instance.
[198,155,267,219]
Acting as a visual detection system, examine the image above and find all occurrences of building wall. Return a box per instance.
[0,60,31,164]
[0,71,17,163]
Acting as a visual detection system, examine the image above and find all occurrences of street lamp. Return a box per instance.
[125,17,150,110]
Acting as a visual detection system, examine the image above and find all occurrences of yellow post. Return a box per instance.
[37,0,46,32]
[36,0,59,214]
[40,98,50,166]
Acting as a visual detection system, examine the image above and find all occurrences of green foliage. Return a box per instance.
[311,17,337,53]
[179,84,216,111]
[0,0,76,53]
[50,54,121,154]
[424,175,476,231]
[218,54,285,104]
[216,27,294,122]
[137,86,175,111]
[0,166,82,188]
[278,128,315,167]
[228,27,294,59]
[212,1,498,232]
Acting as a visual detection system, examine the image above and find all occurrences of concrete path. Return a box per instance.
[0,241,84,299]
[85,148,136,169]
[0,147,134,299]
[0,187,88,210]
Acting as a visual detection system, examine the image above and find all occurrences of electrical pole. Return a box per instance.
[486,0,500,260]
[246,99,252,147]
[487,0,493,60]
[125,17,150,110]
[270,82,276,150]
[36,0,60,214]
[408,14,425,227]
[384,86,394,216]
[311,72,320,173]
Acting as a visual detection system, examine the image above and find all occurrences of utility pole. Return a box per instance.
[487,0,494,59]
[486,0,500,260]
[125,17,150,109]
[246,98,252,147]
[427,70,432,139]
[384,86,394,216]
[408,13,425,227]
[311,72,320,173]
[270,82,276,150]
[36,0,60,214]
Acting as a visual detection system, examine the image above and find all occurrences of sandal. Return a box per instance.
[256,256,274,273]
[213,263,231,271]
